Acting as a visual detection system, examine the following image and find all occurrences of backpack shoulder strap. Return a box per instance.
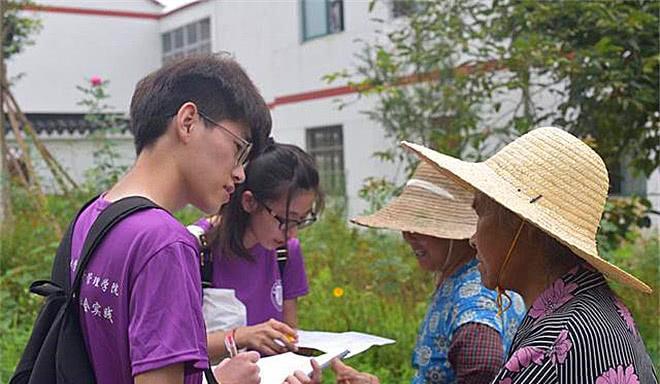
[50,195,101,290]
[276,245,288,281]
[68,196,160,300]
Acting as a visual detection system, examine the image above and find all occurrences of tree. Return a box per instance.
[481,0,659,178]
[331,0,659,247]
[326,1,493,208]
[1,0,42,222]
[3,0,42,60]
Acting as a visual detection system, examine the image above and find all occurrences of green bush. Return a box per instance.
[297,208,432,382]
[0,189,95,382]
[1,192,658,382]
[602,234,660,369]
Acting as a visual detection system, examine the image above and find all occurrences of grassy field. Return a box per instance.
[1,193,658,382]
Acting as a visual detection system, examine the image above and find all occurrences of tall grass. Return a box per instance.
[297,208,432,381]
[1,193,658,382]
[604,233,660,365]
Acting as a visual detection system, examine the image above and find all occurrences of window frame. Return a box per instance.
[162,17,212,63]
[305,125,347,197]
[301,0,344,42]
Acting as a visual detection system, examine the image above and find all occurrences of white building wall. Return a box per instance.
[9,1,161,113]
[6,1,160,186]
[272,95,402,215]
[5,132,135,192]
[159,1,214,42]
[5,0,658,221]
[206,1,398,216]
[45,0,163,13]
[209,1,391,101]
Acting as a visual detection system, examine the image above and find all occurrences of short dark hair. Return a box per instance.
[129,53,271,156]
[214,141,324,260]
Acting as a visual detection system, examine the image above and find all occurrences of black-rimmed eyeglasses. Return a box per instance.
[255,196,317,230]
[198,110,252,167]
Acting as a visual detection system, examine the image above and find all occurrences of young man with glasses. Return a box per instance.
[67,54,318,384]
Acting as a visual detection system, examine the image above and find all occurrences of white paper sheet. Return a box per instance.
[204,330,395,384]
[256,348,348,384]
[297,330,395,358]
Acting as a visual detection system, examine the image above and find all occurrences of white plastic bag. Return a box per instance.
[202,288,247,333]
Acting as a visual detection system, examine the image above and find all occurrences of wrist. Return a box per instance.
[233,327,244,349]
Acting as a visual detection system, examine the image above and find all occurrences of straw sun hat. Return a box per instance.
[402,126,652,294]
[352,161,477,240]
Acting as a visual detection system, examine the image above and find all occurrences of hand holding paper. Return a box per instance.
[256,329,394,384]
[205,329,394,384]
[213,351,260,384]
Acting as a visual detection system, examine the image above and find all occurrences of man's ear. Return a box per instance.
[241,190,258,213]
[174,101,198,143]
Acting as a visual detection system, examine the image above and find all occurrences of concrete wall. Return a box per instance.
[5,131,135,192]
[6,0,659,221]
[160,0,401,216]
[9,1,161,113]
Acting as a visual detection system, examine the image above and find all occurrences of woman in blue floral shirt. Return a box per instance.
[332,162,525,384]
[405,127,657,383]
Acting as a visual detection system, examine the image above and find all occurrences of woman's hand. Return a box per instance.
[213,351,260,384]
[236,318,299,356]
[331,359,380,384]
[282,359,322,384]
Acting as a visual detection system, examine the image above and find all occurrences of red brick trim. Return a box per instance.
[20,1,207,20]
[267,85,361,109]
[267,59,504,109]
[21,4,161,19]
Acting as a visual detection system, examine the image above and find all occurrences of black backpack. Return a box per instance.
[10,196,159,384]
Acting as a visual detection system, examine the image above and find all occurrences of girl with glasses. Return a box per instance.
[193,140,324,362]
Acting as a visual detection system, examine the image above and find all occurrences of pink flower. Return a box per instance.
[595,364,639,384]
[529,278,578,319]
[548,329,572,365]
[499,378,512,384]
[614,297,638,338]
[90,76,103,87]
[505,346,545,372]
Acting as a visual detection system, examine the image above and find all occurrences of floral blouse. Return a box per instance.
[492,263,658,384]
[412,258,526,383]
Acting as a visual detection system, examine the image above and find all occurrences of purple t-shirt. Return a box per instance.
[199,219,309,325]
[70,197,208,384]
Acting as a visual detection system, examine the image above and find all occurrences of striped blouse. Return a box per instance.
[491,263,658,384]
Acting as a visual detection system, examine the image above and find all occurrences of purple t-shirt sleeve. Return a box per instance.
[128,241,208,376]
[283,238,309,300]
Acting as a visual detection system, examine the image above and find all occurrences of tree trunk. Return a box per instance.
[0,0,11,225]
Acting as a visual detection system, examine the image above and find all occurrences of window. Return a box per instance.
[162,18,211,63]
[301,0,344,41]
[306,125,346,197]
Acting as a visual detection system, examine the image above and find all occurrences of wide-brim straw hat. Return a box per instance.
[352,161,477,240]
[402,126,652,294]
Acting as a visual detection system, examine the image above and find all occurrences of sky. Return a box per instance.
[158,0,198,12]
